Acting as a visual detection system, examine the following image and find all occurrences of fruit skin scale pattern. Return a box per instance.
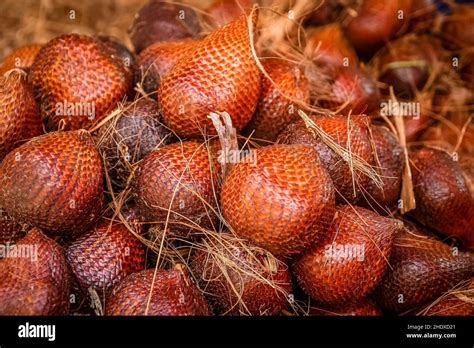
[67,218,145,291]
[221,144,336,256]
[159,11,261,138]
[0,70,43,160]
[244,58,310,142]
[292,205,401,305]
[0,228,70,315]
[277,115,374,203]
[135,39,200,95]
[410,147,474,250]
[133,140,220,237]
[106,267,211,316]
[0,43,42,74]
[190,233,292,315]
[373,229,474,312]
[0,131,104,235]
[30,34,131,130]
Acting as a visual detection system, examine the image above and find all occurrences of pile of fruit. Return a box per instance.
[0,0,473,316]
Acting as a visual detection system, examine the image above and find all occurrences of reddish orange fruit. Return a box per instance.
[373,228,474,312]
[277,114,374,203]
[360,125,403,213]
[158,11,261,137]
[244,59,310,141]
[135,39,199,95]
[190,233,292,315]
[133,140,220,238]
[420,278,474,316]
[96,35,135,84]
[0,43,42,75]
[67,218,145,291]
[410,147,474,250]
[31,34,131,130]
[319,67,381,114]
[206,0,253,28]
[0,130,104,236]
[292,205,400,305]
[0,70,43,160]
[106,266,211,316]
[304,24,358,71]
[221,144,335,256]
[0,209,25,247]
[0,228,70,315]
[343,0,412,55]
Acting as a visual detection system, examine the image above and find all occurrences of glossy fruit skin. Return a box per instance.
[308,299,383,316]
[244,59,310,142]
[0,43,42,75]
[159,11,261,138]
[95,98,175,188]
[67,218,145,291]
[0,130,104,236]
[0,209,25,246]
[0,228,70,315]
[277,115,374,203]
[221,144,335,256]
[206,0,253,28]
[421,278,474,316]
[0,70,43,160]
[135,39,199,95]
[190,233,292,315]
[133,141,220,238]
[360,126,403,213]
[410,147,474,250]
[373,229,474,312]
[293,205,400,305]
[130,0,202,53]
[96,35,136,84]
[319,67,381,114]
[304,24,358,71]
[30,34,131,130]
[343,0,412,55]
[106,266,211,316]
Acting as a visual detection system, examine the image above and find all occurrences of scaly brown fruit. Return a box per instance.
[0,43,42,75]
[133,140,220,238]
[410,147,474,250]
[190,233,292,315]
[0,228,70,315]
[0,130,104,236]
[244,59,310,142]
[106,265,211,316]
[293,205,400,305]
[67,218,145,291]
[277,115,374,203]
[95,98,175,188]
[158,11,261,137]
[135,39,199,96]
[31,34,131,130]
[360,125,403,213]
[221,144,335,256]
[373,228,474,312]
[130,0,202,53]
[0,69,43,160]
